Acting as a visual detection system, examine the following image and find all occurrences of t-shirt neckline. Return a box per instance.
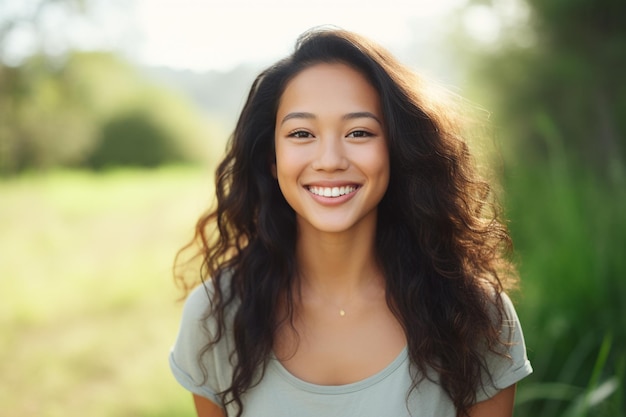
[270,346,409,394]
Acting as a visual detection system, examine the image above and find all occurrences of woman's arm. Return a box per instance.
[193,394,226,417]
[465,384,517,417]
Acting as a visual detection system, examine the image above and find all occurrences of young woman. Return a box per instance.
[169,28,532,417]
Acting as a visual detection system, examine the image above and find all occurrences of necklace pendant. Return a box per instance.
[339,309,346,317]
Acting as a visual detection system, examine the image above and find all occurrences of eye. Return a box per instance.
[347,130,373,139]
[287,130,314,139]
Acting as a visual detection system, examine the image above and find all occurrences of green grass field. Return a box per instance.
[0,167,215,417]
[504,161,626,417]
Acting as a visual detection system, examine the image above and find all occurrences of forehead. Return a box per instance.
[277,63,382,118]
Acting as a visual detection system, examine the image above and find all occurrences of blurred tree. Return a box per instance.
[0,0,87,63]
[0,51,216,175]
[0,0,92,174]
[452,1,626,415]
[0,0,219,175]
[461,0,625,180]
[0,53,98,173]
[88,110,184,169]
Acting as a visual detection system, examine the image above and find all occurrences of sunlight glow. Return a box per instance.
[132,0,467,71]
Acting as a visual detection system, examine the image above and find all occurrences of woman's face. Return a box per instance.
[273,62,389,235]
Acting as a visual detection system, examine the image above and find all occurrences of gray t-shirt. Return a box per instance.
[169,281,532,417]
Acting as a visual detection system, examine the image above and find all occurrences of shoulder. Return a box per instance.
[479,281,520,328]
[477,290,533,402]
[182,283,213,321]
[172,281,220,359]
[180,274,237,337]
[492,290,525,344]
[169,278,237,402]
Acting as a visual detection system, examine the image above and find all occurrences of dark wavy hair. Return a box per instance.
[176,28,517,417]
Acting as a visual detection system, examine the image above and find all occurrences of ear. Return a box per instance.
[270,163,277,179]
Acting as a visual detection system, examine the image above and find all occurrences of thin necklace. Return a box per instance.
[308,289,355,317]
[300,273,381,317]
[331,293,356,317]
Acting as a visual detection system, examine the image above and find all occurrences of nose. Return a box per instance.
[311,136,349,171]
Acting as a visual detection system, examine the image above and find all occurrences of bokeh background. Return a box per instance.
[1,0,624,416]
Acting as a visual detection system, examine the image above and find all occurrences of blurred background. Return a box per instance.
[0,0,624,416]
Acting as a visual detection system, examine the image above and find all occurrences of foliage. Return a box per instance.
[466,0,626,178]
[505,158,626,416]
[87,110,183,169]
[0,0,88,63]
[0,55,95,173]
[453,0,626,415]
[0,48,222,175]
[0,1,227,174]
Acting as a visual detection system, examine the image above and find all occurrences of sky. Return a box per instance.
[129,0,471,72]
[1,0,511,75]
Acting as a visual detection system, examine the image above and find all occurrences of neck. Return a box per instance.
[294,217,384,304]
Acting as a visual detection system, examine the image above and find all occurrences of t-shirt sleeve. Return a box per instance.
[169,283,225,406]
[475,292,533,402]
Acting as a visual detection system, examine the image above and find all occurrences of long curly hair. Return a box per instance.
[175,28,518,417]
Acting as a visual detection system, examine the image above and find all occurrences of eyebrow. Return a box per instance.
[280,111,382,126]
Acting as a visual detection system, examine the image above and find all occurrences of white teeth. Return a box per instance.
[308,185,357,197]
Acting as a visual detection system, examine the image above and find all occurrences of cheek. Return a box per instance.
[275,143,307,177]
[274,147,304,200]
[369,152,391,197]
[358,144,390,183]
[376,160,391,192]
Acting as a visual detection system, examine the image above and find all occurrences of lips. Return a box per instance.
[306,185,359,198]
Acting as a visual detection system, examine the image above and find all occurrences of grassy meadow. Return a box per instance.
[504,159,626,417]
[0,167,213,417]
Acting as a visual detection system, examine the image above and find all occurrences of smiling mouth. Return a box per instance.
[306,185,359,198]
